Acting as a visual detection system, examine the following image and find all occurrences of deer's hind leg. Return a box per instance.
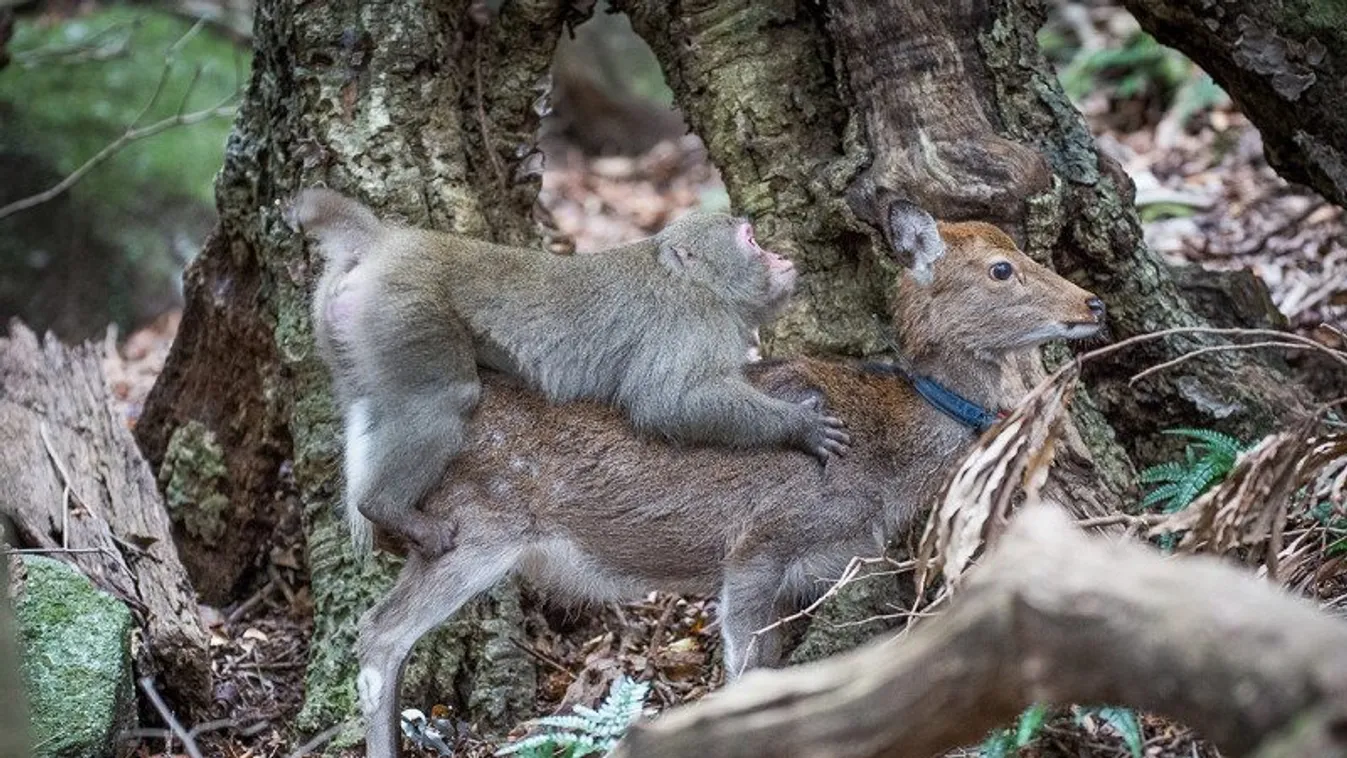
[357,543,520,758]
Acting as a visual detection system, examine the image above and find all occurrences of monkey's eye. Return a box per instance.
[989,261,1014,281]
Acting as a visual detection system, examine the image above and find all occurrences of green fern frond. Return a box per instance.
[1139,461,1187,483]
[531,715,597,732]
[1076,706,1144,758]
[1139,427,1251,514]
[495,676,649,758]
[1163,427,1245,457]
[1140,481,1184,509]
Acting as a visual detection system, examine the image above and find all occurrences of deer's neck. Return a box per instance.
[905,348,1006,416]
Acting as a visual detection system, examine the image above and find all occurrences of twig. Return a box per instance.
[0,96,237,219]
[227,579,277,625]
[509,637,576,680]
[1076,326,1347,370]
[267,562,298,606]
[3,547,122,557]
[38,423,81,551]
[121,718,269,745]
[12,18,138,66]
[643,597,679,678]
[286,723,345,758]
[1075,513,1167,530]
[188,717,271,739]
[137,676,204,758]
[1128,341,1324,386]
[473,35,509,191]
[737,556,913,678]
[0,17,238,220]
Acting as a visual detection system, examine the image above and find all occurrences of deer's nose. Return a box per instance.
[1086,297,1107,321]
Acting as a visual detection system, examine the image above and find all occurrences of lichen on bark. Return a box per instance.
[158,421,231,545]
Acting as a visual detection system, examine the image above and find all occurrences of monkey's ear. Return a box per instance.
[885,200,944,285]
[657,241,692,271]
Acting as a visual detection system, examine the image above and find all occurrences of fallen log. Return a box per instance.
[0,322,210,709]
[613,504,1347,758]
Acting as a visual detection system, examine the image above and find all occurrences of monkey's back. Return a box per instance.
[381,230,748,407]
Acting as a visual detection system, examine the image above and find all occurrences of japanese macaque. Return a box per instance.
[350,204,1108,757]
[294,189,849,555]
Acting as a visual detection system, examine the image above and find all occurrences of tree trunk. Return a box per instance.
[1124,0,1347,209]
[618,0,1308,661]
[136,0,568,733]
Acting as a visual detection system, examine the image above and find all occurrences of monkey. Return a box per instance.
[293,189,850,555]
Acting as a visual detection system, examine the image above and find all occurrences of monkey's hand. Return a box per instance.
[798,396,851,461]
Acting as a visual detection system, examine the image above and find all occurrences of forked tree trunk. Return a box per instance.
[137,0,1313,734]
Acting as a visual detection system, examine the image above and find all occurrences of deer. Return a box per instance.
[340,204,1108,757]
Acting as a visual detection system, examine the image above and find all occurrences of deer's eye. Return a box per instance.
[990,261,1014,281]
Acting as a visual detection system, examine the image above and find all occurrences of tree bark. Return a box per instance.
[0,323,211,710]
[135,0,568,732]
[1124,0,1347,209]
[611,504,1347,758]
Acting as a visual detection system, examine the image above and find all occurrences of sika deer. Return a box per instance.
[346,205,1106,757]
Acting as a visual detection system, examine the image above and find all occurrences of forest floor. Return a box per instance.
[101,12,1347,758]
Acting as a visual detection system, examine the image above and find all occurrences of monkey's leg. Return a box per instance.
[668,381,851,462]
[357,543,521,758]
[355,383,479,556]
[718,559,786,679]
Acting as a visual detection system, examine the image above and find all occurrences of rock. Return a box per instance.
[12,556,136,758]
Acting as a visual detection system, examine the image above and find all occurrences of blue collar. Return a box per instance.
[908,375,1000,432]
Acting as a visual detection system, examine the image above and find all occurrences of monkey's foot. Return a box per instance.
[369,510,457,558]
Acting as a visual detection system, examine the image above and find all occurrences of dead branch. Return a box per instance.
[612,504,1347,758]
[1128,340,1336,386]
[0,323,211,708]
[138,676,205,758]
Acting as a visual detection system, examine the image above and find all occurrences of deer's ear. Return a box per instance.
[886,200,944,285]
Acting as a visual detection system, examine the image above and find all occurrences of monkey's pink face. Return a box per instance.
[739,221,795,280]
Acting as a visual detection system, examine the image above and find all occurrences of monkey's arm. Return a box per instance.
[649,378,850,461]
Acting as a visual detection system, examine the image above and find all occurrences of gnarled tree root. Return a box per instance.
[613,504,1347,758]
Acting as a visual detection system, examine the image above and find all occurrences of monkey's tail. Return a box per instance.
[288,187,384,274]
[343,398,377,556]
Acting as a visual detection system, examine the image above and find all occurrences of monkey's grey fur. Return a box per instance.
[294,189,849,555]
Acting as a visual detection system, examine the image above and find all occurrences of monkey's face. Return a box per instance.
[657,211,800,324]
[697,217,797,320]
[737,220,797,311]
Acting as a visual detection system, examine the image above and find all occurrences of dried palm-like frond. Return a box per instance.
[915,363,1080,596]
